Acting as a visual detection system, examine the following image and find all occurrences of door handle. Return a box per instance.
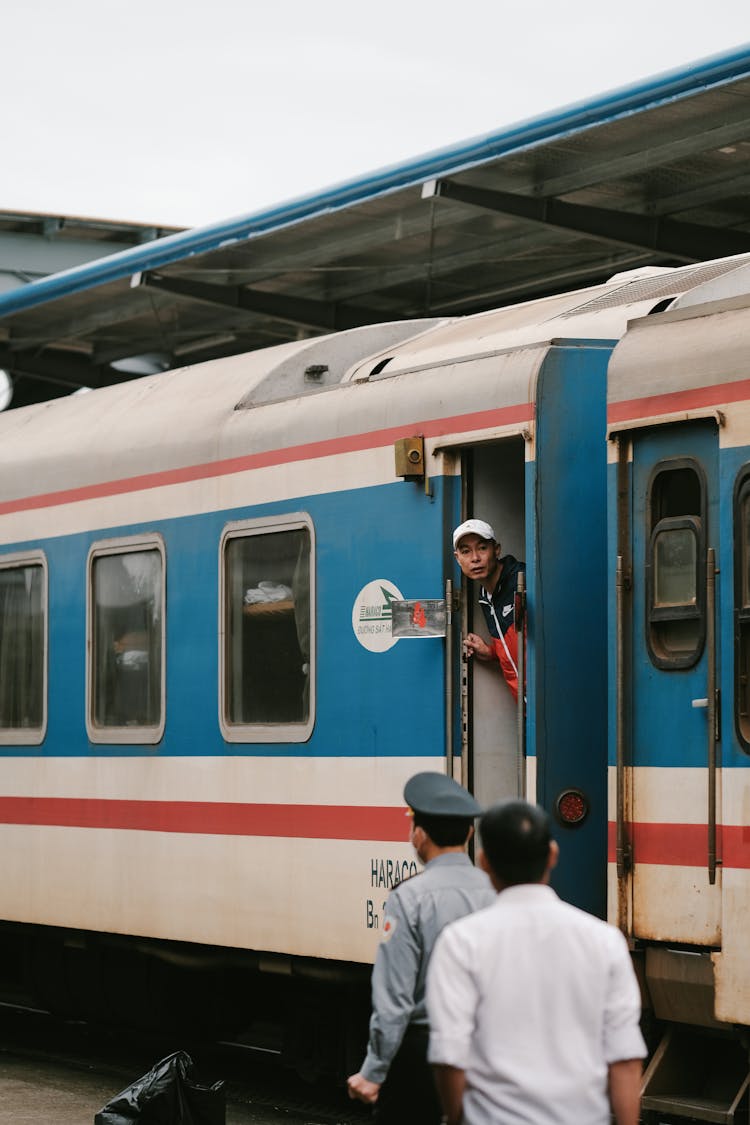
[706,547,718,886]
[445,578,453,779]
[516,570,526,798]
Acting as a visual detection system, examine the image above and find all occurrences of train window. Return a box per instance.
[0,551,47,744]
[650,466,702,527]
[653,523,698,607]
[734,475,750,751]
[86,536,165,744]
[220,514,314,743]
[646,461,705,669]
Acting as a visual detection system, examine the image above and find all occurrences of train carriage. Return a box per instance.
[0,278,625,1063]
[3,253,750,1099]
[607,258,750,1120]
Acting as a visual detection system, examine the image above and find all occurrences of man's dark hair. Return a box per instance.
[413,812,473,848]
[479,800,552,885]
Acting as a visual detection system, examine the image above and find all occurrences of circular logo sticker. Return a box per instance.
[352,579,403,652]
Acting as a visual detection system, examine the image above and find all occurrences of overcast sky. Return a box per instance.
[2,0,750,230]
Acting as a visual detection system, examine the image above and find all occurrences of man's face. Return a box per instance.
[454,534,500,582]
[409,819,427,862]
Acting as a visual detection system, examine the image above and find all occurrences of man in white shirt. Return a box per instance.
[426,799,646,1125]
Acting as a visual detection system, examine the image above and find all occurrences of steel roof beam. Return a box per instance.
[428,252,656,315]
[293,222,625,308]
[2,288,170,352]
[212,205,571,309]
[646,170,750,216]
[0,344,109,390]
[428,179,750,262]
[134,271,385,333]
[91,321,294,369]
[531,104,750,199]
[178,192,438,281]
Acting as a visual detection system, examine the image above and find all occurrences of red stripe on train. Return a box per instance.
[607,375,750,425]
[0,402,534,516]
[0,796,409,842]
[607,821,750,868]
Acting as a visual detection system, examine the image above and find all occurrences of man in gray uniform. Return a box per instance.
[347,771,494,1124]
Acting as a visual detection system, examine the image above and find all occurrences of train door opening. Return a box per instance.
[626,421,722,946]
[461,438,526,810]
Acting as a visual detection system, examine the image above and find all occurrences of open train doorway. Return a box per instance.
[460,438,526,812]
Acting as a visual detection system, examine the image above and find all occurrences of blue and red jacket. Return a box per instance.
[478,555,525,703]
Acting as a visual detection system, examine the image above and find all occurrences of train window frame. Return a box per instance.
[734,471,750,753]
[650,517,701,617]
[645,458,706,671]
[0,549,48,745]
[85,534,166,745]
[219,513,315,745]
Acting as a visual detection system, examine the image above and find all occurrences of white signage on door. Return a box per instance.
[352,579,403,652]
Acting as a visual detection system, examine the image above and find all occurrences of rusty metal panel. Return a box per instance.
[645,947,723,1029]
[633,864,721,946]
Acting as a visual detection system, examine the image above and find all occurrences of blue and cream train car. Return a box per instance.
[607,257,750,1119]
[1,256,748,1084]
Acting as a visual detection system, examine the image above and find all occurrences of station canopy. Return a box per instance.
[3,44,750,408]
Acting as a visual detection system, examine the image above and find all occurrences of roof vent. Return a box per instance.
[235,320,440,408]
[369,357,393,378]
[607,265,675,284]
[559,258,750,319]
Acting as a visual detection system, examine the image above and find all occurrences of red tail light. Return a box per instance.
[555,789,588,826]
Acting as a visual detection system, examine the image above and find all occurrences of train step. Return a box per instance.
[642,1094,749,1124]
[641,1026,750,1123]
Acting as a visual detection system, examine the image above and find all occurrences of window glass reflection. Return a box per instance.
[0,564,43,730]
[654,527,697,608]
[225,528,310,726]
[92,549,162,728]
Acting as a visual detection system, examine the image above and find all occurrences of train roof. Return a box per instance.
[346,256,750,380]
[3,45,750,408]
[4,253,750,511]
[608,254,750,428]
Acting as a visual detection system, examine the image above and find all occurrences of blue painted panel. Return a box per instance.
[608,436,750,774]
[533,344,611,917]
[630,423,719,770]
[1,477,454,759]
[713,441,750,771]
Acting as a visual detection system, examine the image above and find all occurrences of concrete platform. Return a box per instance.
[0,1054,331,1124]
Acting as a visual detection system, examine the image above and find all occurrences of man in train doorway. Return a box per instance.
[453,518,525,702]
[346,772,494,1125]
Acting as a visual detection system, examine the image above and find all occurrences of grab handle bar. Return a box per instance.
[706,548,718,886]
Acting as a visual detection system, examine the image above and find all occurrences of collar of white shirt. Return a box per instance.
[494,882,557,904]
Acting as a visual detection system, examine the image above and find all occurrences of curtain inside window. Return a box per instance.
[92,550,162,728]
[226,527,310,726]
[0,565,43,730]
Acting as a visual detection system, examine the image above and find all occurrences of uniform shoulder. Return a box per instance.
[388,868,423,903]
[399,861,471,903]
[398,867,422,887]
[435,899,492,947]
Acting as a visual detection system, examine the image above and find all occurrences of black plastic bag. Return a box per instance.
[94,1050,225,1125]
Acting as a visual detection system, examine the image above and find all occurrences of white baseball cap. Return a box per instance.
[452,518,497,549]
